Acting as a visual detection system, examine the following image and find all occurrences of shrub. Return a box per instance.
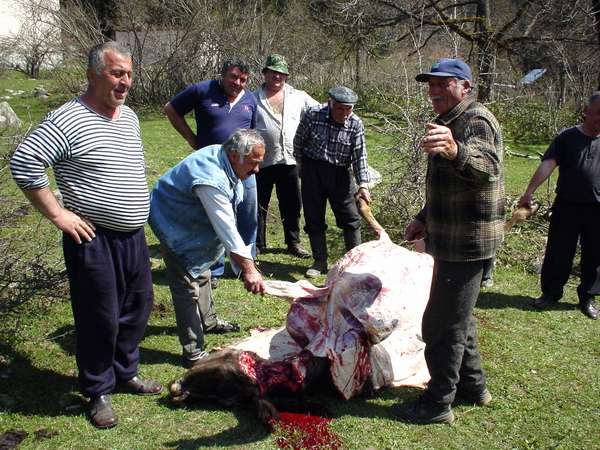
[0,132,67,345]
[366,90,432,242]
[490,97,578,144]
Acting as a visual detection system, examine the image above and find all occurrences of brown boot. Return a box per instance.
[88,395,118,429]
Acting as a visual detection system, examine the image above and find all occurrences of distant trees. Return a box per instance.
[308,0,395,88]
[0,0,61,78]
[4,0,598,102]
[306,0,600,102]
[79,0,118,39]
[354,0,599,102]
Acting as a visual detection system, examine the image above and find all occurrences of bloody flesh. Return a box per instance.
[271,412,342,450]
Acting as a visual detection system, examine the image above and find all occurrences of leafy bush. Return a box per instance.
[490,97,578,144]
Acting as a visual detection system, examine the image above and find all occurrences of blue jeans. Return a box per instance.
[210,174,257,277]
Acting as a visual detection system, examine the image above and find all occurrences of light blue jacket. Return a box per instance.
[149,145,243,278]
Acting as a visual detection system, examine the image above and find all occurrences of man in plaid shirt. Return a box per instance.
[293,86,371,278]
[395,58,504,425]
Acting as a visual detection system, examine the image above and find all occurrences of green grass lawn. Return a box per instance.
[1,77,599,449]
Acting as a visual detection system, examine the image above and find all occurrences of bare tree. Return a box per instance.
[590,0,600,89]
[1,0,62,78]
[345,0,599,102]
[308,0,401,89]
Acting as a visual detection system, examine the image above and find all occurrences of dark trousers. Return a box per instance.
[256,164,302,248]
[63,227,154,398]
[422,259,488,405]
[541,200,600,302]
[482,256,495,282]
[300,158,361,236]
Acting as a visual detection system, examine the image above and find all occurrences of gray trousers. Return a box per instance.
[422,259,489,405]
[160,244,218,361]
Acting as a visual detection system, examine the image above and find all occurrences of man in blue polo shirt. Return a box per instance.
[164,58,257,331]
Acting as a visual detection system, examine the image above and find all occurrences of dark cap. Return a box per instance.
[328,86,358,105]
[415,58,472,82]
[263,54,289,75]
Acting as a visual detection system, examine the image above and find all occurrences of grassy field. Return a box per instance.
[1,73,599,450]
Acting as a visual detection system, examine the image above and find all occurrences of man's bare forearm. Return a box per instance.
[164,102,197,149]
[21,187,95,243]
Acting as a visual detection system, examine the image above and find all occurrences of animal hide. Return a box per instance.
[234,235,433,400]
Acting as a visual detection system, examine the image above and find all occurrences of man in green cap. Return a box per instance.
[254,54,319,257]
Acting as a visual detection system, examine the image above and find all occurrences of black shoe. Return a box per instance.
[392,397,454,425]
[287,244,311,259]
[120,376,163,395]
[454,388,492,406]
[533,295,557,310]
[88,395,118,429]
[579,298,598,320]
[205,317,240,334]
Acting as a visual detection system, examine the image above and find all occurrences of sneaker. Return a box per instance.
[288,244,311,259]
[392,397,454,425]
[182,351,209,369]
[205,317,240,334]
[305,260,327,278]
[454,388,492,406]
[480,279,494,289]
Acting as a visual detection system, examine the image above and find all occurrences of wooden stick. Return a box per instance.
[356,197,386,237]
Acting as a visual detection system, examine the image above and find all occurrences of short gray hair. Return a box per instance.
[223,129,264,162]
[586,91,600,107]
[88,41,131,74]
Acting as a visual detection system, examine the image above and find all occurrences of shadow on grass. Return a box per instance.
[163,408,271,448]
[256,260,308,282]
[156,393,281,448]
[151,255,309,286]
[151,266,169,286]
[0,342,81,417]
[477,292,577,312]
[159,383,418,448]
[47,324,182,367]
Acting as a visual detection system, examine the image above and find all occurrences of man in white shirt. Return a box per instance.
[149,129,266,368]
[254,54,319,258]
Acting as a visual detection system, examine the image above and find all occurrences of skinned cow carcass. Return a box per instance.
[169,205,433,421]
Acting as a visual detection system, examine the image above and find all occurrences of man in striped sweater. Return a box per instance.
[10,41,162,429]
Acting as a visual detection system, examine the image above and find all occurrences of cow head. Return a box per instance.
[169,348,260,407]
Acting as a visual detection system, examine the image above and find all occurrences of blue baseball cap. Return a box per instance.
[416,58,472,82]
